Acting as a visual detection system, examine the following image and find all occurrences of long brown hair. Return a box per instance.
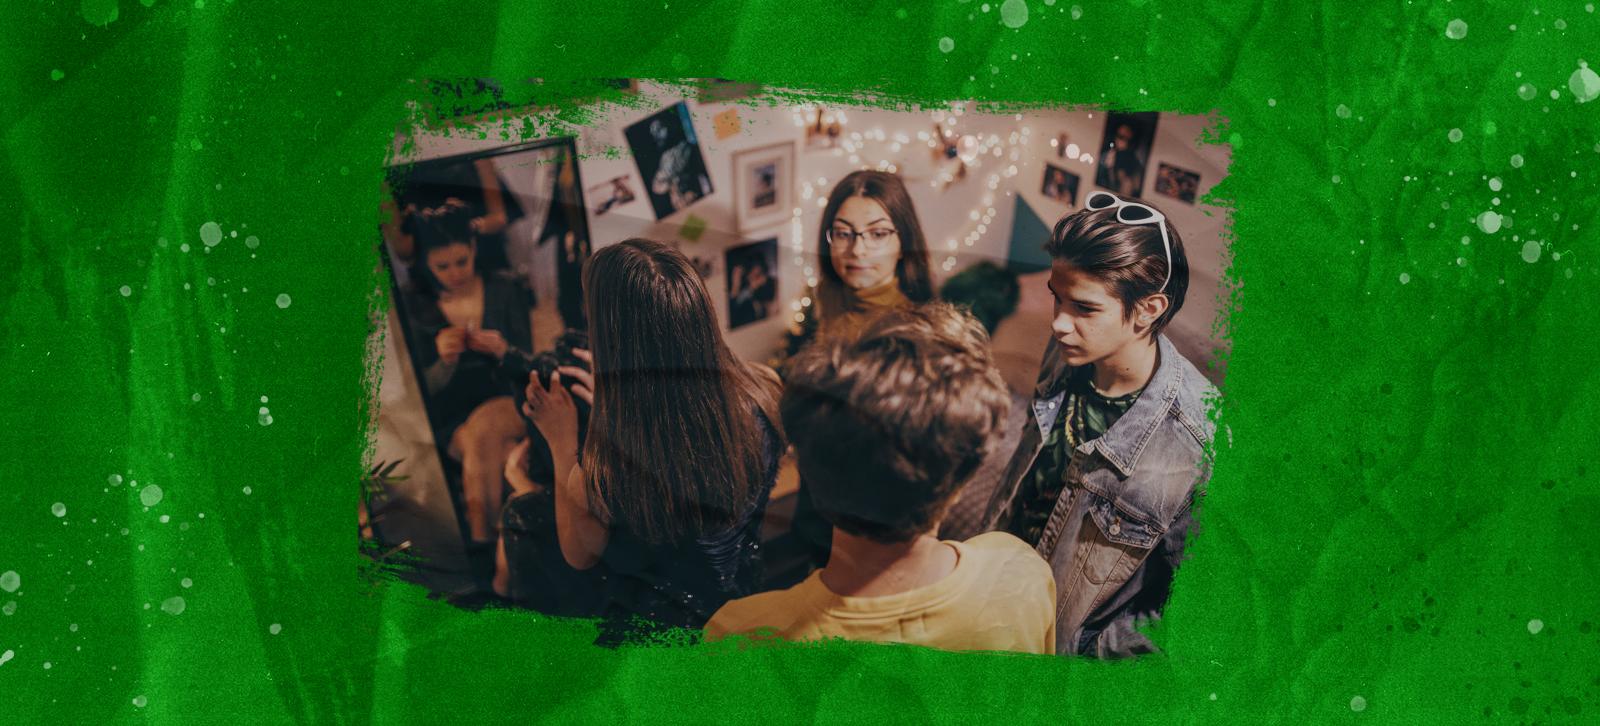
[581,239,784,544]
[816,170,935,310]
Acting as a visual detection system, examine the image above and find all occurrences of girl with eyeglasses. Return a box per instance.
[776,170,936,577]
[978,191,1219,658]
[783,170,935,358]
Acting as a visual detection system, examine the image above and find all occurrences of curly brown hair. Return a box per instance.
[780,303,1010,543]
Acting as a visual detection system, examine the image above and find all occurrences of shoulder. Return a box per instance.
[704,584,811,640]
[958,533,1055,603]
[962,532,1049,573]
[1161,343,1219,446]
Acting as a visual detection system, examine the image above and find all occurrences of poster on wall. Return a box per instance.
[1153,162,1201,204]
[724,237,779,330]
[586,175,638,217]
[732,142,795,233]
[624,102,714,220]
[1040,163,1081,206]
[1094,111,1159,198]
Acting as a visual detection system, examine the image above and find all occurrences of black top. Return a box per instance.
[593,407,781,644]
[498,401,781,643]
[402,274,534,444]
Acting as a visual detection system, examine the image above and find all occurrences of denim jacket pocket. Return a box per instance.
[1073,493,1162,587]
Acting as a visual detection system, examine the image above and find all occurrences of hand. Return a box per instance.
[556,348,595,406]
[523,372,579,455]
[435,327,467,365]
[504,438,540,495]
[467,328,509,359]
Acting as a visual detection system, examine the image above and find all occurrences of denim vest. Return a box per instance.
[981,334,1217,657]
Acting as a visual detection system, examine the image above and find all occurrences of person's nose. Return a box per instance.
[1051,313,1074,338]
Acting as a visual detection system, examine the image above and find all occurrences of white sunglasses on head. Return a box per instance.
[1084,190,1173,293]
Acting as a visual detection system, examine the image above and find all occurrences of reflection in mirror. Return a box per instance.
[371,138,590,600]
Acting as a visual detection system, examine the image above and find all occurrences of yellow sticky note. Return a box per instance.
[713,108,741,140]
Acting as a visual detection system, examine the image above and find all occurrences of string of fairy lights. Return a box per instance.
[781,103,1050,328]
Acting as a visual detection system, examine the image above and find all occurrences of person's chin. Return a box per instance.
[844,271,888,289]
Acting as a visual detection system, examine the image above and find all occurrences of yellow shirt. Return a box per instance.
[705,532,1056,654]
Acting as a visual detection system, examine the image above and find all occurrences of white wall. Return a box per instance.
[387,85,1231,383]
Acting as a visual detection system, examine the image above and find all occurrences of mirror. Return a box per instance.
[371,138,590,596]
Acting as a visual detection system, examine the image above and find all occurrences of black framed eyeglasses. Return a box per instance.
[826,227,899,252]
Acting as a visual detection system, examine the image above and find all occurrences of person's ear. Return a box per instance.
[1135,294,1169,329]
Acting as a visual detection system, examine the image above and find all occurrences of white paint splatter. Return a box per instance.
[1528,618,1544,634]
[51,503,65,518]
[1335,104,1351,118]
[1521,240,1542,263]
[0,571,18,593]
[0,650,12,667]
[119,285,132,297]
[1351,695,1368,712]
[269,623,282,635]
[275,293,292,309]
[133,695,148,708]
[1488,177,1503,191]
[200,221,223,247]
[938,37,955,53]
[1570,63,1600,102]
[139,484,164,507]
[1447,128,1464,143]
[1000,0,1028,28]
[1477,211,1503,233]
[161,596,186,615]
[1399,273,1411,284]
[1445,19,1468,39]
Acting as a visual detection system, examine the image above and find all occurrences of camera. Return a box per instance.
[500,329,592,486]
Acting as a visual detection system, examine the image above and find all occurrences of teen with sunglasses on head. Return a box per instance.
[981,191,1218,658]
[519,239,785,642]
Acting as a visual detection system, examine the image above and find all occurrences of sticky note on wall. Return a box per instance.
[679,213,708,243]
[713,108,741,140]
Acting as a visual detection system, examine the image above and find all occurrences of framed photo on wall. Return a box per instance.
[1095,111,1159,198]
[1040,163,1080,206]
[1153,162,1201,204]
[724,237,779,330]
[731,142,795,233]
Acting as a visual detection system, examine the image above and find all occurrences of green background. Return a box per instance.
[3,0,1598,722]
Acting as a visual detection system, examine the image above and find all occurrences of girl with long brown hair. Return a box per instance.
[784,170,935,357]
[520,238,785,636]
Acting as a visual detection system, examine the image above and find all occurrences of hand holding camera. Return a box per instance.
[435,327,468,365]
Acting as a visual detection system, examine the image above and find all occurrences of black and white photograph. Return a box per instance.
[724,237,778,330]
[1095,111,1159,198]
[732,142,795,232]
[1040,163,1080,206]
[624,102,714,220]
[1153,162,1201,204]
